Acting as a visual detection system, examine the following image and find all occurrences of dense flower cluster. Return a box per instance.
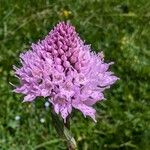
[14,22,118,122]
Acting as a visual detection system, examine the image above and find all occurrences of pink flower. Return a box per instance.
[14,22,119,122]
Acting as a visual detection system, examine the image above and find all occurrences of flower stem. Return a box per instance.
[50,105,77,149]
[65,115,70,129]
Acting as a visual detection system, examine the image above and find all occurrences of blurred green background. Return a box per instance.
[0,0,150,149]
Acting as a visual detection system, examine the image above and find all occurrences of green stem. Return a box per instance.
[50,105,77,150]
[65,115,70,129]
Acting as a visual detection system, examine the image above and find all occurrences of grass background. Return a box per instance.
[0,0,150,149]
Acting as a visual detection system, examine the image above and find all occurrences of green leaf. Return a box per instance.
[64,127,77,149]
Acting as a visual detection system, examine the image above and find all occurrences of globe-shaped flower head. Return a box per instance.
[14,22,119,122]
